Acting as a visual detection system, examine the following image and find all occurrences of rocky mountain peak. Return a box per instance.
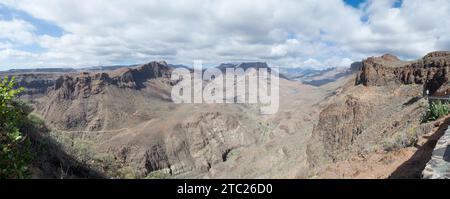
[356,51,450,96]
[423,51,450,59]
[133,61,172,80]
[381,54,400,61]
[50,61,174,100]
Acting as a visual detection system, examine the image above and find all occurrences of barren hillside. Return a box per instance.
[8,61,336,178]
[6,51,449,179]
[307,51,450,178]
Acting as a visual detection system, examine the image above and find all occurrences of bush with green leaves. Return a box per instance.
[422,101,450,123]
[0,76,32,179]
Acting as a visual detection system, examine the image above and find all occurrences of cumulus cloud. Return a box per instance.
[0,0,449,69]
[0,19,36,44]
[0,41,12,49]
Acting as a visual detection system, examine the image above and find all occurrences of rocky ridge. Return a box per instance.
[307,51,450,177]
[356,51,450,96]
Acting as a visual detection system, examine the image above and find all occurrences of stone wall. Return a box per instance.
[422,128,450,179]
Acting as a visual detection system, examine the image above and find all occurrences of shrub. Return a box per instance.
[0,76,33,179]
[422,101,450,123]
[381,128,418,152]
[145,170,170,179]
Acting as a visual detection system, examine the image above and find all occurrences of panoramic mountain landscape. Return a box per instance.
[1,0,450,181]
[1,51,449,179]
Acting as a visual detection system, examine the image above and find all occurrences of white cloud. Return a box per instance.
[0,41,12,49]
[0,19,36,44]
[0,48,39,70]
[270,39,300,58]
[342,0,450,58]
[0,48,35,59]
[0,0,449,69]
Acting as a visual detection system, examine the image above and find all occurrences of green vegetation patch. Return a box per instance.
[422,101,450,123]
[0,76,33,179]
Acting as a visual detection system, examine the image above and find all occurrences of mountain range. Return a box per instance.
[2,51,450,179]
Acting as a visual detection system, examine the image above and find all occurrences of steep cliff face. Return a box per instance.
[52,61,173,100]
[307,52,450,170]
[33,62,173,131]
[350,61,362,72]
[307,85,430,168]
[102,111,259,177]
[356,51,450,96]
[310,96,370,162]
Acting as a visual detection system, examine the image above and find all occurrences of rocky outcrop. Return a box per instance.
[380,54,400,62]
[308,86,431,168]
[30,61,175,132]
[52,61,173,100]
[308,52,448,168]
[350,61,362,72]
[9,61,173,101]
[123,61,172,87]
[309,96,369,162]
[54,73,98,99]
[423,51,450,59]
[356,51,450,96]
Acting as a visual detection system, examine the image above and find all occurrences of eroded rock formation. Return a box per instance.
[307,52,450,168]
[356,51,450,96]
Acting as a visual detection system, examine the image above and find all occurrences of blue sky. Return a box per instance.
[344,0,365,8]
[0,4,64,37]
[0,4,62,56]
[344,0,402,8]
[0,0,448,70]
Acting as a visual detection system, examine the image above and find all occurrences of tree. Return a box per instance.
[0,76,32,179]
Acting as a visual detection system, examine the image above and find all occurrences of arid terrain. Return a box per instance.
[2,51,450,179]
